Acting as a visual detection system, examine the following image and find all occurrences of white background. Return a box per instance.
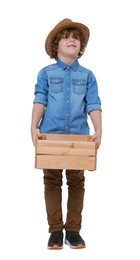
[0,0,140,259]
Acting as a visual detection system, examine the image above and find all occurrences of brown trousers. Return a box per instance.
[43,169,85,233]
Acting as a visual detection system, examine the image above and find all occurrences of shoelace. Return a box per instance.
[67,232,84,242]
[51,232,62,242]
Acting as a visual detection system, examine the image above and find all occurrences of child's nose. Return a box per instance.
[69,36,74,41]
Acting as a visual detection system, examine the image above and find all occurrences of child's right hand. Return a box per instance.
[31,128,41,147]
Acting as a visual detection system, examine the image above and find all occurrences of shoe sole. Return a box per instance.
[48,245,63,250]
[65,239,86,249]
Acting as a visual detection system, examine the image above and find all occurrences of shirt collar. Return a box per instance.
[57,59,79,71]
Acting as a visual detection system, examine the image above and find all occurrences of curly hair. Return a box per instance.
[49,28,88,60]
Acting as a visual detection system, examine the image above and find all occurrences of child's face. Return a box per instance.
[57,32,81,60]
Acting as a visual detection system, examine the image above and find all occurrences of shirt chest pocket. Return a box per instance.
[72,79,87,95]
[49,78,64,93]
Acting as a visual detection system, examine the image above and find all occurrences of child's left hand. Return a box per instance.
[90,132,102,149]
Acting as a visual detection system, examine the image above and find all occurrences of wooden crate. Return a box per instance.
[35,134,97,171]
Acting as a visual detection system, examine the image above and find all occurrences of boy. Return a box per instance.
[31,18,102,249]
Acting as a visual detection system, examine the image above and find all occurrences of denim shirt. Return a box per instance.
[33,59,101,135]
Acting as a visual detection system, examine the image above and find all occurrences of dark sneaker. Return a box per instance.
[65,231,86,249]
[47,231,63,249]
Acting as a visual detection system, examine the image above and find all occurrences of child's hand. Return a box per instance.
[31,129,41,147]
[90,132,102,149]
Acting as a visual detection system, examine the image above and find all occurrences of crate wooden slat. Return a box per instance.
[35,134,97,170]
[36,140,96,156]
[36,155,96,170]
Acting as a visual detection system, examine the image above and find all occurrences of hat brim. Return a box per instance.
[45,21,90,56]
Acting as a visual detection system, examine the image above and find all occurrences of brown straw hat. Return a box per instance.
[45,18,90,56]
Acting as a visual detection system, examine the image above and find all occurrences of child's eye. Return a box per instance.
[74,36,80,40]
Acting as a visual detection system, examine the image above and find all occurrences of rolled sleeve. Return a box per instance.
[33,68,48,106]
[86,71,102,114]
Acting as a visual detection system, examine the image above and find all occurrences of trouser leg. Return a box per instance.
[43,169,64,233]
[64,170,85,232]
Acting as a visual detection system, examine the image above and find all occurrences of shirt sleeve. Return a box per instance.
[33,68,48,106]
[86,71,102,114]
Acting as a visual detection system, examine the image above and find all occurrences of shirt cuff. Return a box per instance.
[86,104,102,114]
